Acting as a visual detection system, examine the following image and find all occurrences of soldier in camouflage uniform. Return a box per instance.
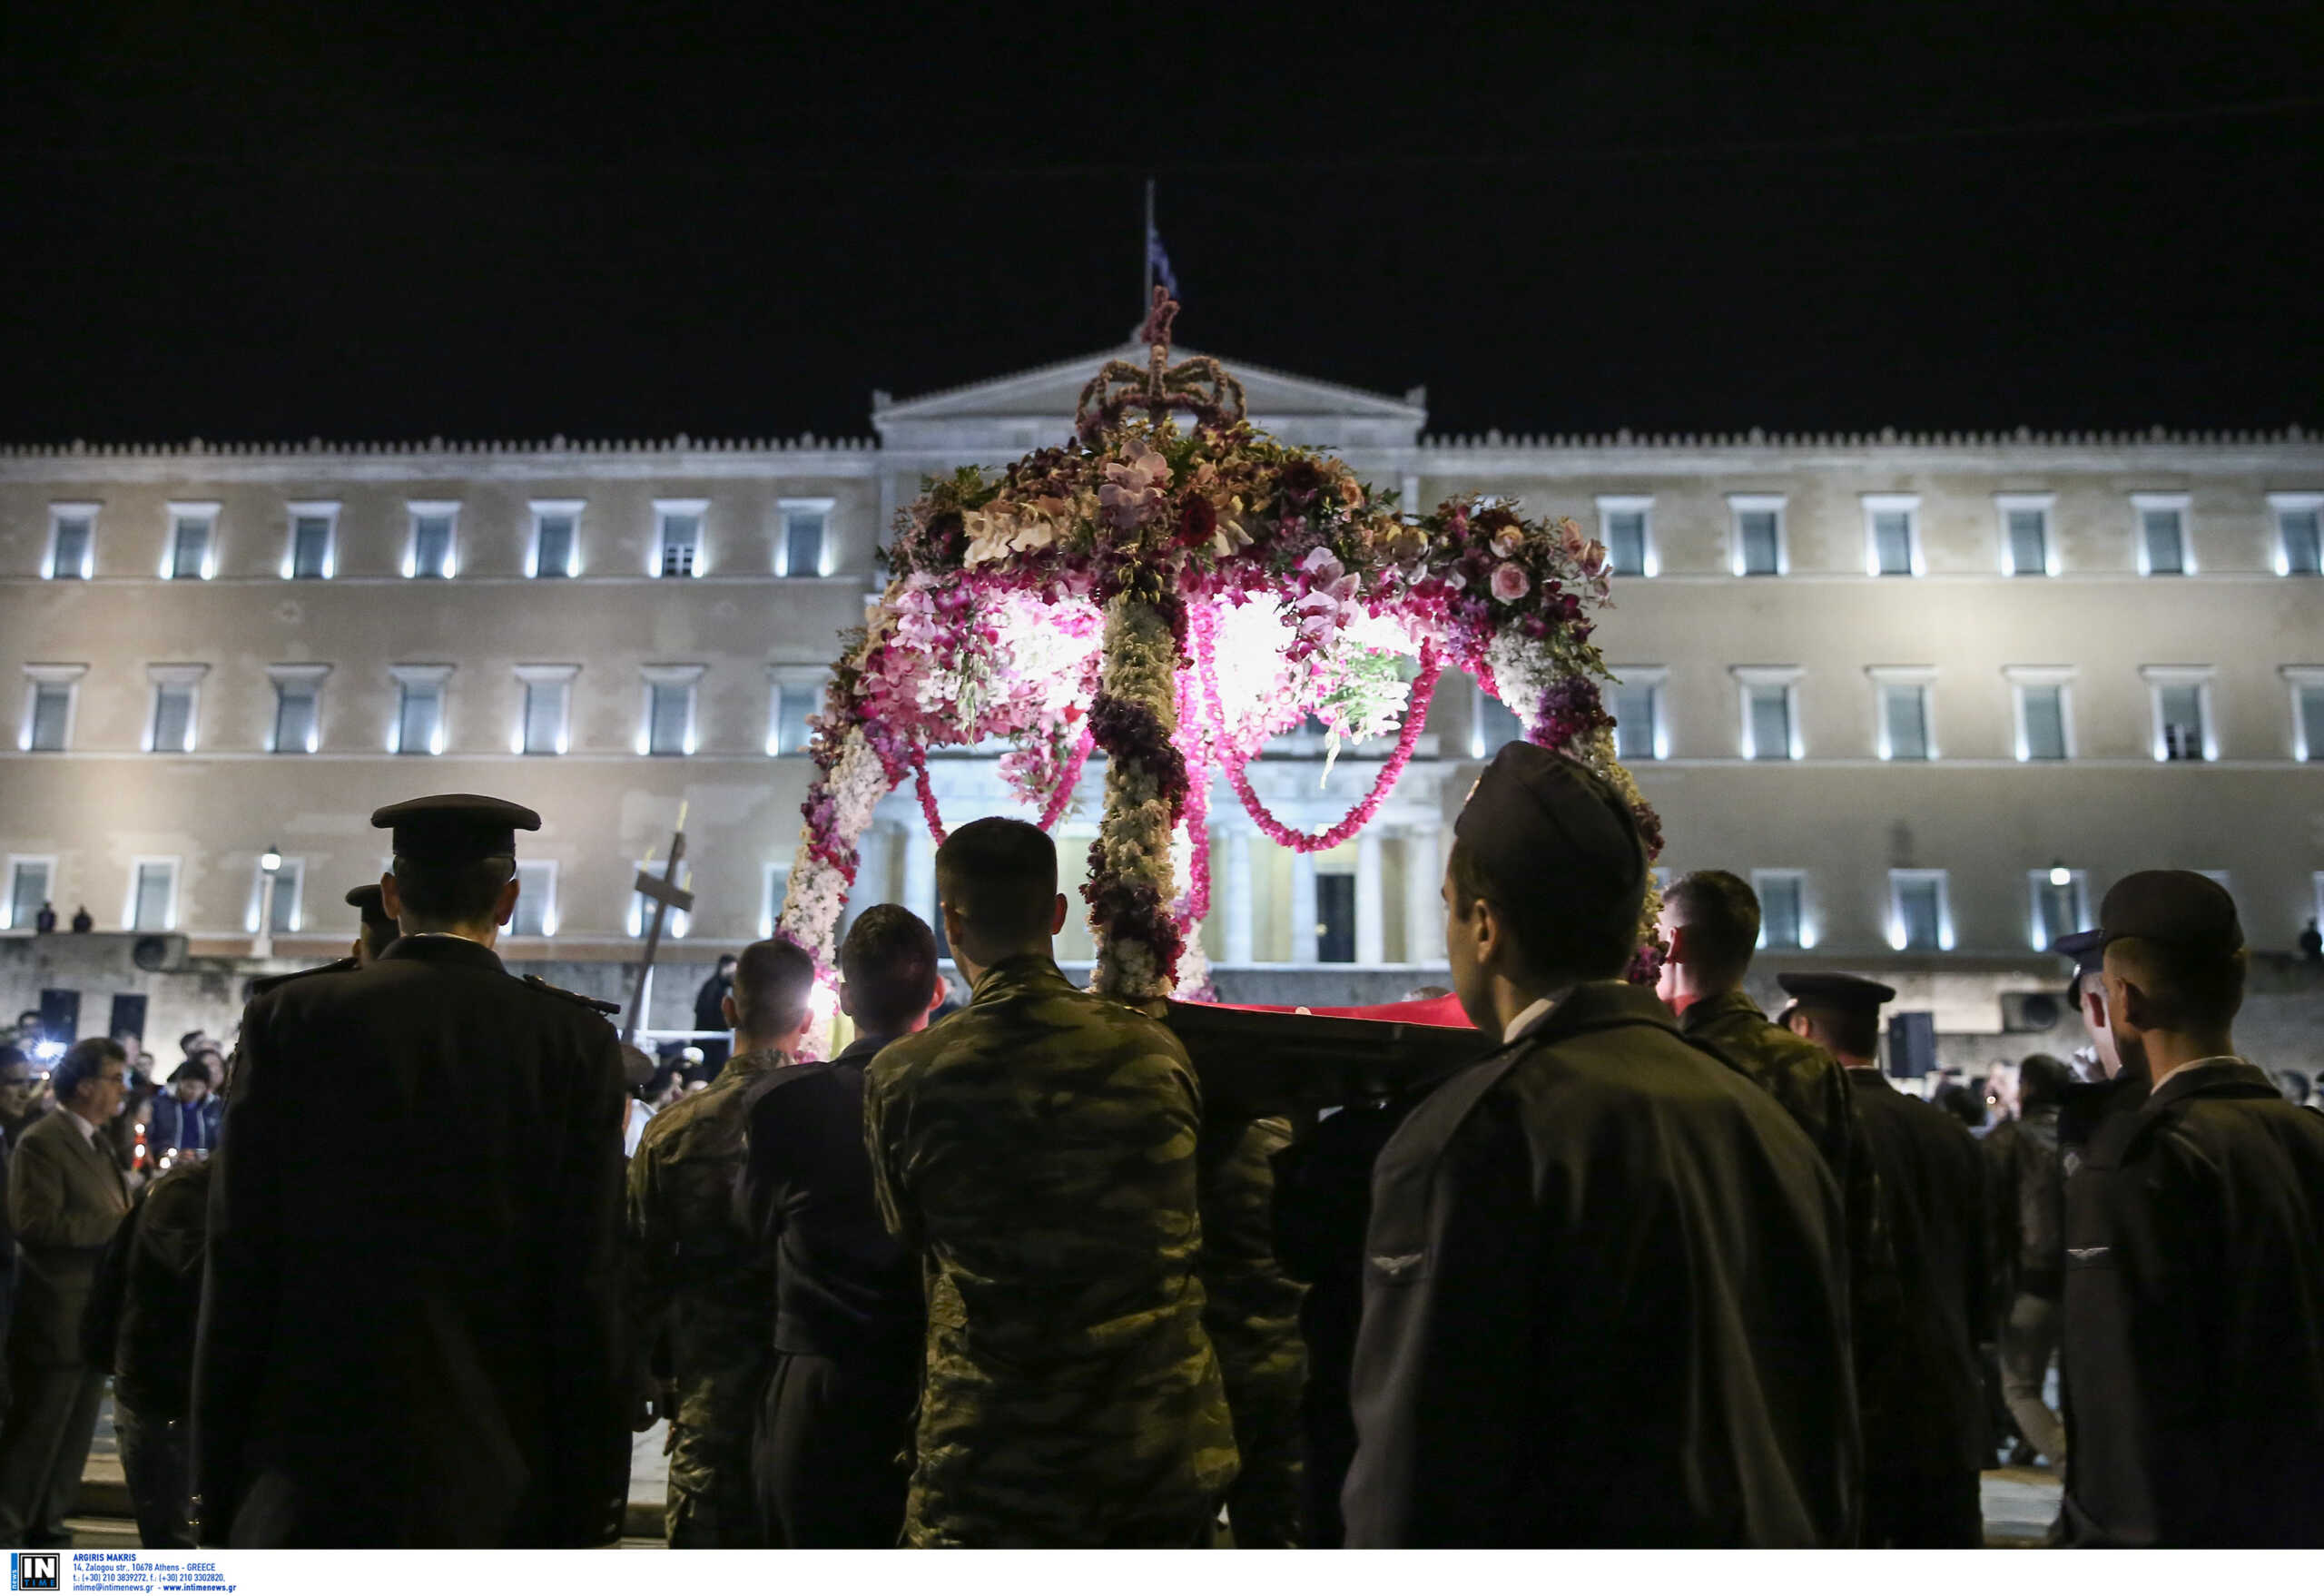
[864,818,1237,1547]
[625,937,820,1547]
[1196,1115,1306,1547]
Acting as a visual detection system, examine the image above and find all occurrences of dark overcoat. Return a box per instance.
[1341,980,1858,1548]
[191,935,630,1548]
[2061,1058,2324,1547]
[1844,1069,1991,1482]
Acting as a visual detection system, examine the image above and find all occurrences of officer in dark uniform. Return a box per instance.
[2059,871,2324,1546]
[344,884,399,966]
[1343,745,1856,1547]
[1780,971,1990,1548]
[192,794,631,1548]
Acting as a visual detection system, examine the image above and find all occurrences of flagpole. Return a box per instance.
[1143,176,1155,319]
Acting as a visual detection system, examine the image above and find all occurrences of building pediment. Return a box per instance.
[872,343,1428,457]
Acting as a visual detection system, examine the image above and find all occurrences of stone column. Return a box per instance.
[1223,830,1255,964]
[1404,825,1443,965]
[1355,831,1385,966]
[902,825,938,925]
[1289,850,1319,963]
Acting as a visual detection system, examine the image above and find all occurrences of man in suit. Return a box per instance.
[0,1037,132,1545]
[1342,744,1857,1547]
[2060,871,2324,1546]
[1782,971,1991,1547]
[192,793,631,1548]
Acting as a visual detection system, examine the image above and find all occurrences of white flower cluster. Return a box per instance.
[1089,593,1182,1002]
[1483,628,1556,735]
[777,725,891,962]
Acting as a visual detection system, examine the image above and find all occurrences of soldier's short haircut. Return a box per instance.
[841,904,940,1035]
[389,853,515,927]
[732,937,818,1039]
[1446,833,1640,983]
[1664,870,1760,986]
[2103,935,2246,1033]
[1799,1004,1881,1061]
[54,1036,126,1103]
[936,816,1058,946]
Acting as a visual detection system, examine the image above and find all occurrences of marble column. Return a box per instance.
[902,824,938,925]
[1354,831,1385,966]
[1289,850,1319,964]
[1223,830,1255,964]
[1404,825,1444,965]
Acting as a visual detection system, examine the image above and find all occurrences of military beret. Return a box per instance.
[2099,870,2242,955]
[344,883,397,931]
[1453,742,1644,902]
[2051,927,2105,975]
[371,793,540,862]
[1777,971,1896,1017]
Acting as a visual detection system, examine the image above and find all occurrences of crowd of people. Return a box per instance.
[0,751,2318,1550]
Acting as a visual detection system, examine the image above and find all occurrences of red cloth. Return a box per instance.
[1191,992,1477,1031]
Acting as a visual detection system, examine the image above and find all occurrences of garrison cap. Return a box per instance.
[344,883,396,932]
[2099,869,2242,955]
[1454,742,1645,899]
[371,793,539,862]
[2052,928,2105,975]
[1777,971,1897,1019]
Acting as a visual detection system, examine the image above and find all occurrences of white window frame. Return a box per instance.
[2270,492,2324,576]
[760,860,793,939]
[125,856,182,933]
[640,664,705,756]
[265,663,330,754]
[1866,665,1938,761]
[45,503,99,580]
[2141,665,2217,763]
[144,664,208,754]
[766,666,824,756]
[511,860,559,938]
[2283,665,2324,762]
[2314,871,2324,935]
[4,856,58,932]
[1861,493,1924,577]
[1887,868,1954,952]
[388,664,455,756]
[1752,868,1814,951]
[629,860,691,940]
[2027,867,2092,951]
[162,502,220,580]
[1994,492,2057,577]
[527,499,584,579]
[514,664,578,755]
[2132,492,2194,576]
[1595,495,1657,579]
[1605,665,1668,761]
[652,498,709,579]
[776,498,836,578]
[20,665,87,754]
[245,854,308,934]
[1728,493,1787,576]
[1731,665,1804,761]
[281,500,340,580]
[2004,665,2077,762]
[404,500,460,579]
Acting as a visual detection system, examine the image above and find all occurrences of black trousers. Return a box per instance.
[1864,1468,1984,1549]
[114,1404,195,1549]
[752,1350,914,1549]
[0,1358,105,1546]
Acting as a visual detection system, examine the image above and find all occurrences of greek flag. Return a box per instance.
[1147,221,1179,301]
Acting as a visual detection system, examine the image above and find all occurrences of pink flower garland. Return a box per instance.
[910,721,1098,845]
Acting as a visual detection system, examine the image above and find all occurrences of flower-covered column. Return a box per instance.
[1084,586,1189,1002]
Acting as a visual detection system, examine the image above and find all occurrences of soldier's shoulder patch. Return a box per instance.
[521,974,623,1017]
[248,955,359,998]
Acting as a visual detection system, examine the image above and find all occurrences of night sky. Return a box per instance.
[4,2,2318,445]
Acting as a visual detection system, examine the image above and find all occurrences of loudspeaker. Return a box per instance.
[1886,1010,1937,1079]
[1999,990,2065,1033]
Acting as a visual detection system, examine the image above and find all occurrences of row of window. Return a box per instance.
[1591,491,2324,577]
[20,660,2324,764]
[16,664,822,757]
[1736,866,2112,953]
[1477,666,2324,764]
[37,498,837,582]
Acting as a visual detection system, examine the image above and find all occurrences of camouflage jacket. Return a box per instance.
[864,953,1238,1547]
[624,1048,788,1438]
[1197,1115,1307,1547]
[1680,990,1906,1437]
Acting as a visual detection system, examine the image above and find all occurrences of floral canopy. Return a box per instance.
[778,293,1664,1004]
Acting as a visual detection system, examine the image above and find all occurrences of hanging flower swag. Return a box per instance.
[779,291,1666,1003]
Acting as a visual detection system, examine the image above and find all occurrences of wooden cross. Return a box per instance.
[623,802,696,1045]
